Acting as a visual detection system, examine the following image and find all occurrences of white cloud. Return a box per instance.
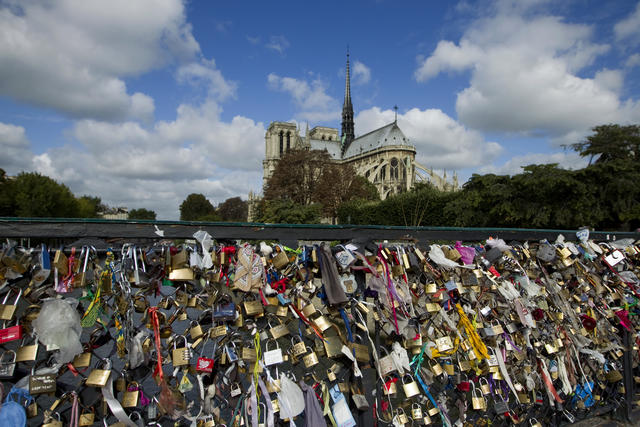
[176,58,237,101]
[626,53,640,68]
[415,2,640,142]
[355,107,503,170]
[615,2,640,43]
[267,73,340,122]
[265,35,290,54]
[0,0,203,121]
[352,61,371,85]
[479,151,588,176]
[0,122,33,174]
[22,100,266,219]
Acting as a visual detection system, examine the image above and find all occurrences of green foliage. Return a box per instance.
[77,195,102,218]
[129,208,157,220]
[179,193,217,221]
[217,197,248,222]
[571,124,640,164]
[0,172,80,217]
[338,182,454,226]
[255,199,322,224]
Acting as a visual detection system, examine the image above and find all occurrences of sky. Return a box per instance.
[1,0,639,219]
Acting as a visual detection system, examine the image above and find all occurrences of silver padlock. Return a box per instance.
[0,350,16,378]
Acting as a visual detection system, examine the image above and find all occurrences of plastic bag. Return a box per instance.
[454,241,476,265]
[277,373,305,420]
[33,299,83,364]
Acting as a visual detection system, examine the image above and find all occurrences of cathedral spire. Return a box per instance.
[341,47,355,156]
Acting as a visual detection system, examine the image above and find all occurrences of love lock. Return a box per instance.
[0,349,16,378]
[402,374,420,398]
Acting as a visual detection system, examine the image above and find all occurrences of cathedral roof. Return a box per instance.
[309,138,342,159]
[342,122,413,158]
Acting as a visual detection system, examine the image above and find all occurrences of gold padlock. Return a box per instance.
[430,360,443,376]
[244,300,264,317]
[0,288,21,320]
[290,336,307,357]
[171,336,191,367]
[383,376,397,395]
[396,408,409,424]
[16,339,38,362]
[189,321,204,340]
[402,374,420,398]
[85,359,112,387]
[121,382,140,408]
[269,320,290,339]
[411,403,423,420]
[312,315,331,332]
[303,347,319,368]
[242,347,257,361]
[78,410,95,426]
[42,413,63,427]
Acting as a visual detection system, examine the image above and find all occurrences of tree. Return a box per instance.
[179,193,217,221]
[217,197,248,222]
[129,208,157,220]
[77,195,102,218]
[264,149,379,220]
[256,199,322,224]
[2,172,80,218]
[570,124,640,164]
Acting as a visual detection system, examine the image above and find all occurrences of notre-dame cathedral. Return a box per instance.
[256,53,457,211]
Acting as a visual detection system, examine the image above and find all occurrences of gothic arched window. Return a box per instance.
[390,157,399,180]
[279,131,284,156]
[286,131,291,151]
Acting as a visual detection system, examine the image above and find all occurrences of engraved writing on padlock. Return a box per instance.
[29,373,57,394]
[263,339,283,366]
[290,336,307,357]
[303,347,319,368]
[189,321,203,340]
[78,411,95,426]
[269,322,290,339]
[411,403,423,420]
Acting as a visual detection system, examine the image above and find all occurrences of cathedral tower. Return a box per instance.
[341,50,355,156]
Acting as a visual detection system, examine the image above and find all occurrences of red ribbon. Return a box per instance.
[384,377,398,391]
[537,359,564,403]
[148,307,164,381]
[271,278,288,294]
[290,304,324,340]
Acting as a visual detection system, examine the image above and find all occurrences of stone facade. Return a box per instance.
[255,53,458,220]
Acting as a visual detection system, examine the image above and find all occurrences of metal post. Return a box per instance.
[623,328,634,421]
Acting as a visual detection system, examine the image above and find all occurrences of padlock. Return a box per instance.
[301,300,317,318]
[378,347,396,376]
[411,403,423,420]
[26,401,38,418]
[42,412,63,427]
[269,319,290,339]
[73,352,92,368]
[429,360,443,376]
[396,408,409,424]
[327,368,336,381]
[133,294,148,313]
[0,350,16,378]
[383,375,397,395]
[189,320,204,340]
[272,249,289,269]
[312,315,331,331]
[0,288,22,320]
[78,408,95,426]
[290,335,307,357]
[29,365,57,395]
[210,323,227,338]
[172,335,191,367]
[196,342,215,373]
[479,378,490,395]
[16,337,38,362]
[303,347,319,368]
[243,299,264,317]
[242,347,257,361]
[402,374,420,397]
[263,339,283,366]
[350,334,370,363]
[122,382,140,408]
[230,382,242,397]
[529,418,543,427]
[86,358,112,387]
[0,319,23,344]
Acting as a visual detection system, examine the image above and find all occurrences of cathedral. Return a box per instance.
[258,53,458,206]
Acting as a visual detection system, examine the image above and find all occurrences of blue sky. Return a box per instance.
[1,0,639,219]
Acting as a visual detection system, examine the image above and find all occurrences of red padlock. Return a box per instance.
[0,323,23,344]
[196,357,214,373]
[457,380,471,392]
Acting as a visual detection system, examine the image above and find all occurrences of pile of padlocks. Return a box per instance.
[0,230,639,426]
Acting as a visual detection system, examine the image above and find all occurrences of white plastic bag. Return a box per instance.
[33,298,83,364]
[277,373,305,420]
